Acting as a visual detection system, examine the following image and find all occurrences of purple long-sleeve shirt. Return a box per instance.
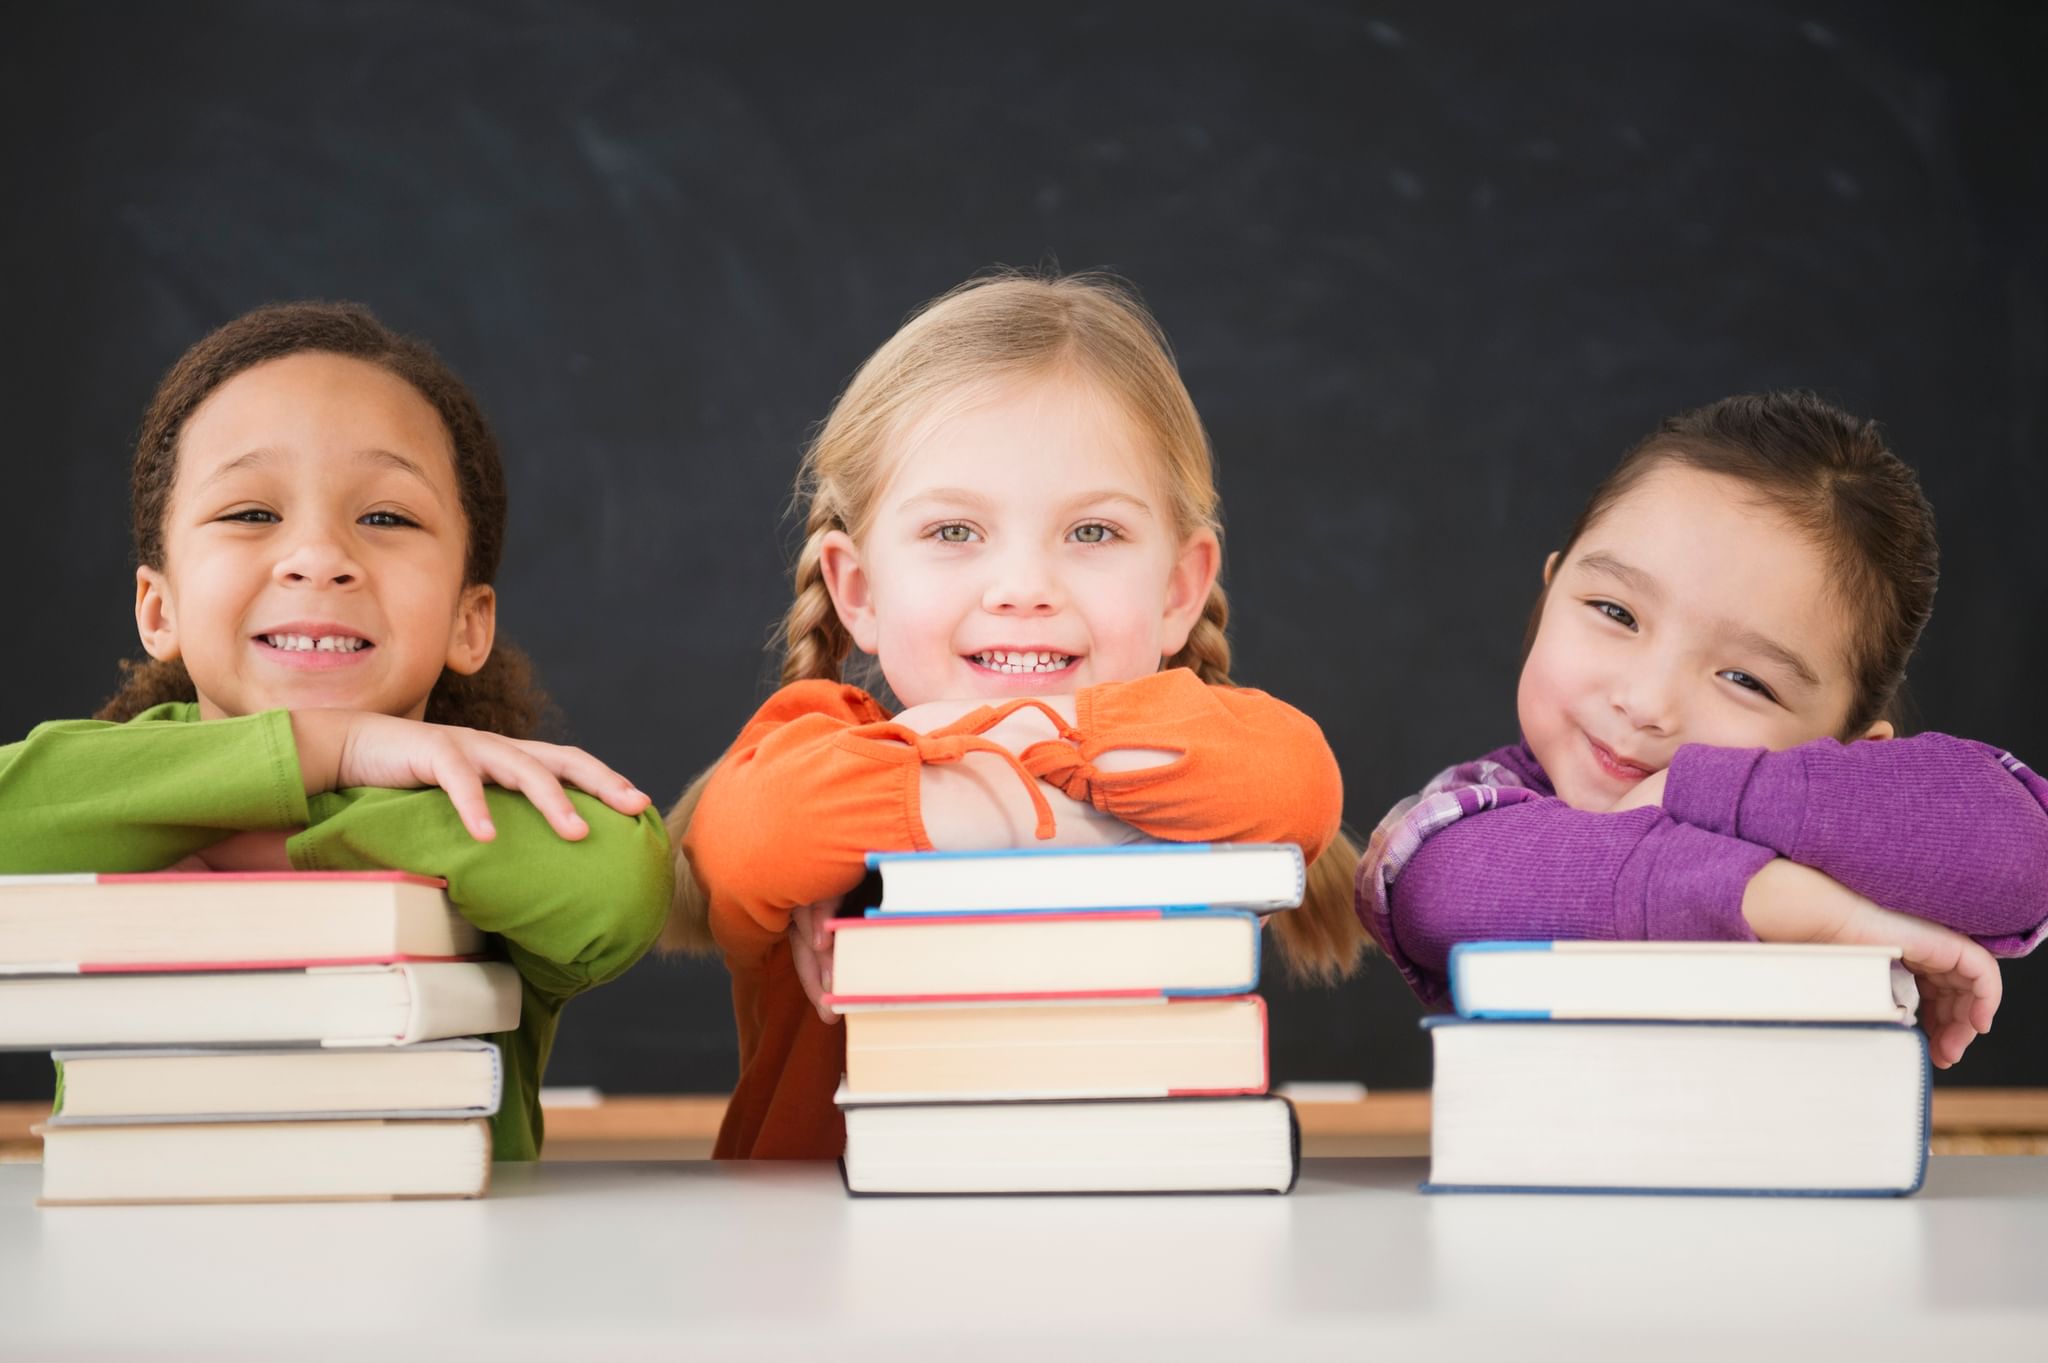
[1355,733,2048,1008]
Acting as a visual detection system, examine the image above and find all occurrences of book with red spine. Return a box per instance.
[0,871,480,973]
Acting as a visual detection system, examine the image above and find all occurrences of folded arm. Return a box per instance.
[1663,734,2048,953]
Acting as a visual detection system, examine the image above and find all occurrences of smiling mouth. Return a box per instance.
[968,649,1077,675]
[258,634,372,654]
[1588,735,1655,781]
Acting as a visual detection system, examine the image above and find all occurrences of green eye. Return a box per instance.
[934,523,976,544]
[1072,522,1116,544]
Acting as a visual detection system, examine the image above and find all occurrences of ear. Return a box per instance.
[818,530,879,655]
[1857,718,1895,742]
[135,565,182,662]
[444,583,497,676]
[1158,528,1223,658]
[1542,550,1561,586]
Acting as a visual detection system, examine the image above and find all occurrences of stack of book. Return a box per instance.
[0,871,519,1205]
[827,842,1306,1196]
[1422,940,1930,1196]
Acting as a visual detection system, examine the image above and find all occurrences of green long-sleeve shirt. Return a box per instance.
[0,703,672,1159]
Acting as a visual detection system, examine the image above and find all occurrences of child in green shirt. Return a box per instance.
[0,302,672,1158]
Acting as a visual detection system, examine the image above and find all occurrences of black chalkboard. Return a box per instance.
[3,1,2043,1104]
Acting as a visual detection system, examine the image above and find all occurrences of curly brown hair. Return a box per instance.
[97,301,549,738]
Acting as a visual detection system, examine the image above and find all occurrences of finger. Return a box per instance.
[1934,1018,1974,1069]
[432,750,497,841]
[516,740,650,817]
[1971,958,2003,1036]
[788,924,825,1005]
[473,744,589,840]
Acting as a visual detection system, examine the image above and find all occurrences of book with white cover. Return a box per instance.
[0,961,520,1049]
[839,1095,1299,1195]
[48,1038,503,1123]
[1424,1017,1930,1196]
[0,871,479,972]
[823,909,1260,1005]
[38,1118,492,1204]
[863,842,1306,915]
[838,996,1268,1101]
[1447,941,1916,1022]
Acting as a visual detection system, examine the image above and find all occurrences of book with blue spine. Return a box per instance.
[1445,940,1916,1022]
[822,908,1261,1006]
[861,841,1306,917]
[1422,1015,1930,1196]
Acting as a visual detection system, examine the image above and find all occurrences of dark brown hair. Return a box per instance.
[1536,390,1938,737]
[97,301,548,737]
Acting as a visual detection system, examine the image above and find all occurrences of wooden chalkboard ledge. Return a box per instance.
[4,1090,2045,1163]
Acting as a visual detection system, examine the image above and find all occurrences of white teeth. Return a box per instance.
[973,650,1074,674]
[264,634,365,653]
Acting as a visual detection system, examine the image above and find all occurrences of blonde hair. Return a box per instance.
[665,270,1365,981]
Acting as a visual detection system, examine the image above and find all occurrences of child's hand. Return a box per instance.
[290,710,652,843]
[1742,857,2001,1068]
[788,897,841,1025]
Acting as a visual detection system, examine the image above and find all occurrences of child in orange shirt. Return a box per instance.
[667,271,1365,1158]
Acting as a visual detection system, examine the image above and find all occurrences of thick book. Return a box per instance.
[839,1095,1299,1195]
[863,842,1305,915]
[0,961,520,1049]
[821,909,1260,1006]
[0,871,479,972]
[1423,1016,1930,1196]
[1448,941,1916,1022]
[839,996,1269,1101]
[47,1038,503,1124]
[37,1118,493,1204]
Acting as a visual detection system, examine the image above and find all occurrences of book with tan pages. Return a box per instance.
[0,960,520,1049]
[0,870,479,973]
[37,1118,493,1204]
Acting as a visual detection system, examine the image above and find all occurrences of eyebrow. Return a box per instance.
[193,448,272,493]
[895,486,996,515]
[894,487,1158,519]
[357,447,435,485]
[1573,551,1661,601]
[1725,624,1822,690]
[1575,552,1822,690]
[193,447,438,495]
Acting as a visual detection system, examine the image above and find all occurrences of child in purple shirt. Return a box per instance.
[1357,391,2048,1069]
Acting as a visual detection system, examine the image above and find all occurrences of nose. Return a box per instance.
[1611,657,1680,736]
[272,523,361,588]
[980,543,1064,615]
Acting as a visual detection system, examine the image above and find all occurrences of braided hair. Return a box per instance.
[666,272,1364,980]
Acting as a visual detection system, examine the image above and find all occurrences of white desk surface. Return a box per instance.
[4,1157,2046,1362]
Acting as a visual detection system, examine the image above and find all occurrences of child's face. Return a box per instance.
[134,352,494,722]
[819,374,1218,707]
[1518,463,1869,811]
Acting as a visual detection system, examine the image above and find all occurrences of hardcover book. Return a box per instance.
[0,871,479,973]
[1447,941,1915,1022]
[38,1118,493,1204]
[822,909,1261,1006]
[1423,1016,1930,1196]
[838,996,1268,1100]
[839,1094,1300,1195]
[0,961,520,1049]
[48,1038,504,1123]
[863,842,1306,915]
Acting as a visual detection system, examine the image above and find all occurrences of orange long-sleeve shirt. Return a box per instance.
[683,666,1345,1159]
